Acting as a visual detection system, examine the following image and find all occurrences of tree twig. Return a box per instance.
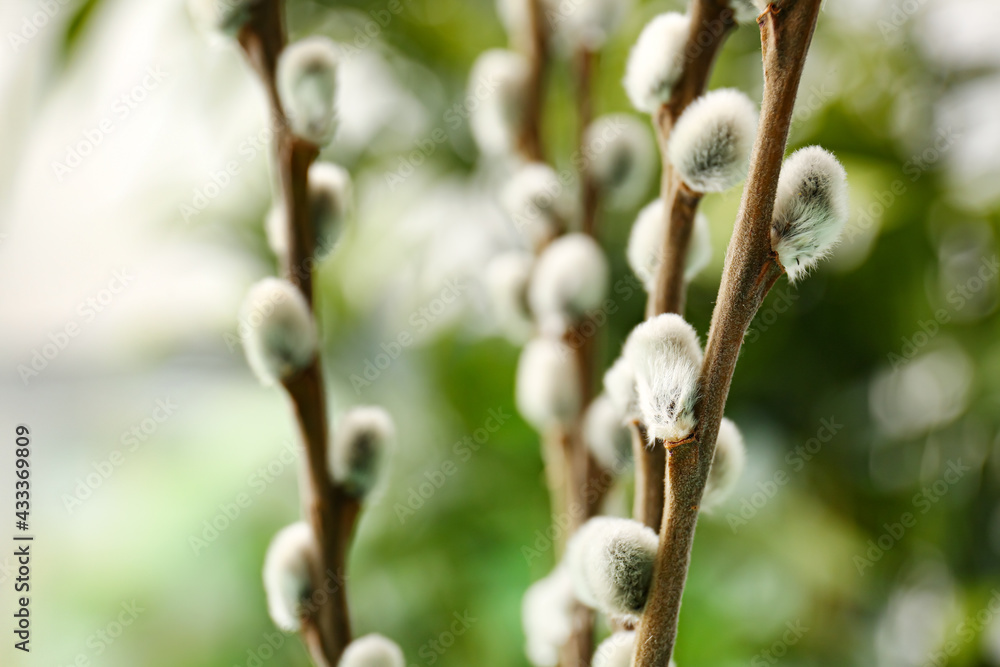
[632,3,822,665]
[518,0,549,161]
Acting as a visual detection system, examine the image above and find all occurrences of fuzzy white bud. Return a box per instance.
[623,13,690,114]
[566,517,659,620]
[770,146,849,282]
[330,406,395,498]
[469,49,529,155]
[188,0,255,35]
[240,278,318,386]
[502,162,570,250]
[263,521,315,632]
[584,114,656,210]
[278,37,339,145]
[522,567,576,667]
[486,251,535,343]
[529,233,609,335]
[309,162,352,256]
[265,204,287,259]
[516,337,581,429]
[583,394,633,471]
[702,417,746,511]
[627,200,711,292]
[602,356,638,422]
[339,634,405,667]
[623,314,702,442]
[556,0,632,51]
[667,88,758,193]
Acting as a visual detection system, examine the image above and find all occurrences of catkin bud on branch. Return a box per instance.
[623,314,702,443]
[339,633,405,667]
[701,417,746,511]
[770,146,849,282]
[469,49,530,156]
[557,0,632,51]
[266,161,352,260]
[583,114,656,210]
[626,199,711,292]
[602,356,639,423]
[583,394,633,471]
[486,251,535,343]
[240,278,318,386]
[263,521,316,632]
[623,13,690,114]
[502,162,571,250]
[522,567,576,667]
[278,37,339,146]
[329,406,395,498]
[566,517,659,620]
[528,233,608,335]
[516,337,581,429]
[667,88,758,193]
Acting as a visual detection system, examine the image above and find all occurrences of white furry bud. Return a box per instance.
[241,278,318,385]
[340,634,405,667]
[188,0,255,35]
[667,89,758,193]
[263,521,315,632]
[278,37,339,145]
[502,162,570,250]
[265,204,287,259]
[469,49,529,155]
[602,356,638,422]
[623,314,702,442]
[309,162,352,256]
[583,394,633,471]
[627,200,711,292]
[486,251,535,342]
[330,406,395,498]
[529,233,609,335]
[516,337,581,429]
[566,517,658,620]
[702,417,746,511]
[522,567,576,667]
[584,114,656,210]
[770,146,849,282]
[623,13,690,113]
[557,0,632,51]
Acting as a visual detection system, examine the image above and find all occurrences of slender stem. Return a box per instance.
[633,3,822,665]
[518,0,549,161]
[238,2,353,664]
[630,421,665,530]
[575,46,599,236]
[635,0,735,548]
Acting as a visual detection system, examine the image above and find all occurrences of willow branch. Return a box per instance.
[238,2,353,664]
[636,0,735,537]
[518,0,549,161]
[633,2,822,666]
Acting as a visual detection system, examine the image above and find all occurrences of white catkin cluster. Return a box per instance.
[266,162,352,259]
[516,337,581,429]
[555,0,632,51]
[502,162,570,250]
[278,37,339,146]
[241,278,318,385]
[603,356,638,423]
[566,517,659,620]
[702,417,746,511]
[522,567,576,667]
[329,406,395,498]
[667,88,758,193]
[623,13,690,113]
[188,0,256,35]
[339,634,406,667]
[584,114,656,210]
[469,49,529,155]
[528,233,608,335]
[263,521,316,632]
[770,146,849,282]
[623,314,703,442]
[583,394,633,471]
[626,199,711,292]
[486,251,535,343]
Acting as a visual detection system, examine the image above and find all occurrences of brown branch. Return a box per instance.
[518,0,549,161]
[630,421,665,530]
[238,2,353,664]
[575,46,599,236]
[632,3,822,666]
[635,0,735,551]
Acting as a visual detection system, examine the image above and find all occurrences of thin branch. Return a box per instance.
[238,2,354,664]
[575,46,599,236]
[633,2,822,666]
[630,421,665,530]
[518,0,549,161]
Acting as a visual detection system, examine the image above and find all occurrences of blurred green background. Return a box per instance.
[1,0,998,666]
